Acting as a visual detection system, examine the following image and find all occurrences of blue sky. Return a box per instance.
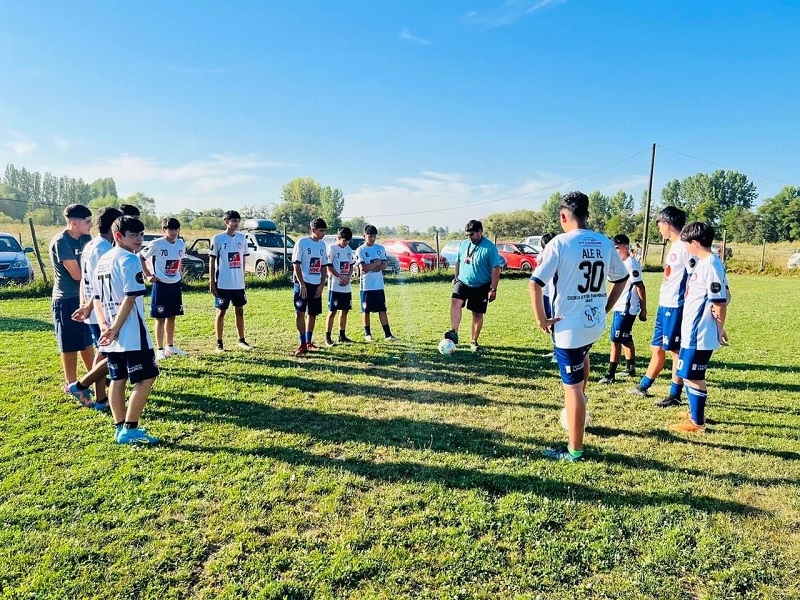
[2,0,798,230]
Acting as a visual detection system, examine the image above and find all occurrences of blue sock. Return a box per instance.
[669,381,684,399]
[639,375,655,390]
[299,334,305,345]
[686,385,707,425]
[305,331,313,343]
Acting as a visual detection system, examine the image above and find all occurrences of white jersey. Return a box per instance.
[291,237,328,285]
[659,239,694,308]
[612,255,644,315]
[327,243,354,293]
[531,229,629,349]
[140,237,185,284]
[355,243,388,291]
[92,246,153,353]
[81,236,113,325]
[681,254,728,351]
[210,231,248,290]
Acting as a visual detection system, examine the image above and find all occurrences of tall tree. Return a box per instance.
[319,186,345,230]
[539,192,563,234]
[281,176,323,206]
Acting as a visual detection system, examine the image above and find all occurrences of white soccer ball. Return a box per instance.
[438,338,457,355]
[560,407,591,431]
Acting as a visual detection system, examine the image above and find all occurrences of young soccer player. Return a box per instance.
[537,232,557,361]
[673,222,730,433]
[529,191,629,462]
[291,218,329,356]
[209,210,251,352]
[141,217,188,361]
[599,234,647,383]
[355,225,398,343]
[629,207,695,407]
[324,226,356,346]
[93,216,160,445]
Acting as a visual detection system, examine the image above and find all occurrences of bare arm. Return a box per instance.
[605,279,628,313]
[529,279,561,333]
[61,259,82,281]
[634,282,647,321]
[209,256,217,293]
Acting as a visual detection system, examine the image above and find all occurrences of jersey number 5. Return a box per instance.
[577,260,605,293]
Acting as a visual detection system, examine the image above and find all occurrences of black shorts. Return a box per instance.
[452,281,491,315]
[151,281,184,318]
[215,288,247,310]
[360,289,387,313]
[105,349,159,384]
[294,282,323,316]
[52,296,93,352]
[328,290,352,312]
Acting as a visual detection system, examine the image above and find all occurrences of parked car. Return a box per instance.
[497,242,539,272]
[0,232,34,285]
[381,239,448,272]
[521,235,544,253]
[141,234,206,280]
[321,234,400,277]
[440,240,507,270]
[788,249,800,269]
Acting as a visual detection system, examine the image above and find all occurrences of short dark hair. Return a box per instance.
[540,232,555,248]
[464,220,483,233]
[112,215,145,237]
[337,226,352,241]
[612,234,630,246]
[223,210,241,221]
[96,207,123,234]
[680,221,715,247]
[656,206,686,230]
[558,191,589,221]
[364,224,378,235]
[310,217,327,230]
[162,217,181,230]
[119,204,141,217]
[64,204,92,220]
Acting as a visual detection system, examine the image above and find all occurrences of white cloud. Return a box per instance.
[462,0,566,28]
[4,133,37,156]
[398,28,433,46]
[54,137,71,151]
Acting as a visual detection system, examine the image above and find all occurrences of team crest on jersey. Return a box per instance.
[340,261,351,275]
[309,257,321,274]
[135,272,144,284]
[710,282,722,293]
[165,259,180,276]
[584,305,602,326]
[632,269,640,277]
[227,252,241,269]
[156,305,165,314]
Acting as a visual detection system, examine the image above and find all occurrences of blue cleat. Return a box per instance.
[92,397,110,412]
[116,427,159,446]
[65,381,94,408]
[541,446,582,462]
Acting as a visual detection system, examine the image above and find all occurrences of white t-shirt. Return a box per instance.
[81,235,113,325]
[355,243,388,291]
[327,243,354,293]
[92,246,153,353]
[681,254,728,351]
[291,237,328,285]
[140,237,185,285]
[210,231,248,290]
[612,255,644,315]
[531,229,629,349]
[659,239,695,308]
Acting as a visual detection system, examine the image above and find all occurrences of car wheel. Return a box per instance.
[255,260,269,278]
[521,261,532,272]
[409,263,420,273]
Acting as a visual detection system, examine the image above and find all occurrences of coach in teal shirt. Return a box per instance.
[444,220,502,353]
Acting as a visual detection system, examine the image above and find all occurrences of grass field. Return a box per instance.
[1,273,799,599]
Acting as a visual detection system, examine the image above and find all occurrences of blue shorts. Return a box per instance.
[52,296,93,353]
[89,323,103,347]
[610,311,637,344]
[651,305,683,351]
[328,290,352,312]
[360,289,387,314]
[294,282,323,316]
[105,349,159,385]
[151,281,184,318]
[543,295,552,320]
[676,348,714,381]
[554,344,593,385]
[215,288,247,311]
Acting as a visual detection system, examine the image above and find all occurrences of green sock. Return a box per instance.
[568,447,583,458]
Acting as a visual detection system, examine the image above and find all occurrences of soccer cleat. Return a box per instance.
[306,342,321,351]
[237,341,252,351]
[117,427,159,445]
[165,346,188,357]
[444,330,459,345]
[155,349,167,362]
[215,346,225,354]
[541,446,582,462]
[385,335,399,342]
[294,344,308,357]
[470,341,482,353]
[654,394,682,408]
[65,382,94,408]
[364,335,374,342]
[92,397,110,412]
[628,385,651,398]
[598,375,615,385]
[338,335,354,343]
[674,418,706,433]
[325,339,336,347]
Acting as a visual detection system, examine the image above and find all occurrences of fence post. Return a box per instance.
[283,223,288,274]
[721,229,728,264]
[435,230,441,271]
[28,218,49,285]
[760,239,766,270]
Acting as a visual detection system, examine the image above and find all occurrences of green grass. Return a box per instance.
[1,274,799,599]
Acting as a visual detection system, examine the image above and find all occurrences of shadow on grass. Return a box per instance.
[0,316,52,333]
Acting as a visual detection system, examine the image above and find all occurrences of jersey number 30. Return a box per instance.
[577,260,605,293]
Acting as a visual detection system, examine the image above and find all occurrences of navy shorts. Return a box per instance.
[554,344,593,385]
[294,282,323,316]
[543,295,553,320]
[610,311,637,344]
[651,305,683,351]
[89,323,103,347]
[215,288,247,311]
[452,280,490,315]
[676,348,714,381]
[151,281,184,318]
[328,290,352,312]
[360,289,387,313]
[105,349,159,384]
[52,296,93,353]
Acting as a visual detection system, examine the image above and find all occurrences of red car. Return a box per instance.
[382,239,448,272]
[497,242,539,271]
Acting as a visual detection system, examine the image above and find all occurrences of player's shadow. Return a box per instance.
[0,316,52,333]
[713,378,800,394]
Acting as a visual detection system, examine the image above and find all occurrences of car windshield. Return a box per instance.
[517,244,537,254]
[349,238,365,250]
[255,233,294,249]
[409,242,436,253]
[0,236,22,252]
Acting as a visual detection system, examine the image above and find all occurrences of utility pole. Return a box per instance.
[641,143,656,266]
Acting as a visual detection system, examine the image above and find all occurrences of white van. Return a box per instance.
[521,235,543,253]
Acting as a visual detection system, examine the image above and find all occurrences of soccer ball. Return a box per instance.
[438,338,457,355]
[560,407,591,431]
